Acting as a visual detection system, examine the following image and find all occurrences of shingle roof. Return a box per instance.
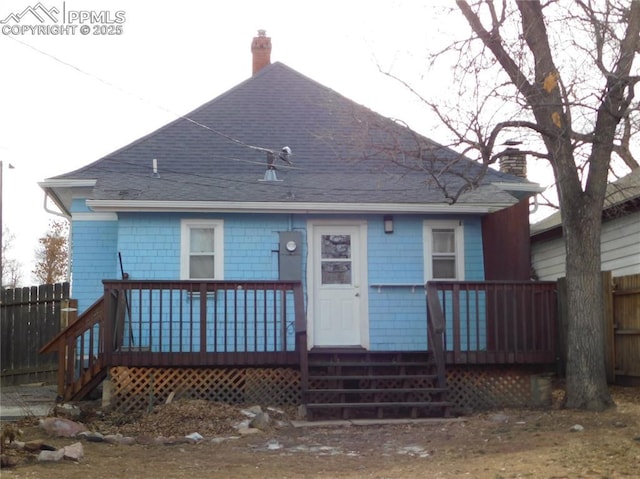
[49,62,534,208]
[531,168,640,235]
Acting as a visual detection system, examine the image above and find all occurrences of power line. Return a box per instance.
[4,35,442,195]
[4,35,288,160]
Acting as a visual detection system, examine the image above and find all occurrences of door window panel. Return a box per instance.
[321,262,352,284]
[321,235,352,284]
[321,235,351,259]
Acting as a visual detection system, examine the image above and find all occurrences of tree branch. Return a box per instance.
[456,0,535,97]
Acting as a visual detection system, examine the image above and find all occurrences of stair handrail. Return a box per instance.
[425,282,447,389]
[40,297,106,399]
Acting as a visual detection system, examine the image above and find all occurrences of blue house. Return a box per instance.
[40,32,557,417]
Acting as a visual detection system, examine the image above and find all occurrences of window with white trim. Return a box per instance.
[424,220,464,280]
[180,220,224,279]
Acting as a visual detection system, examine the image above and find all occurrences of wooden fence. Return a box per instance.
[558,272,640,385]
[0,282,74,386]
[608,273,640,385]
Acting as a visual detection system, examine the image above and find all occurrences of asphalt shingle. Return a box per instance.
[51,62,534,206]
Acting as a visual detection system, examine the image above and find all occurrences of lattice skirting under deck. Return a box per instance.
[107,365,553,413]
[446,366,553,412]
[108,366,301,413]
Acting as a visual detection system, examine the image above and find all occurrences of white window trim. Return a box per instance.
[180,219,224,280]
[423,220,465,281]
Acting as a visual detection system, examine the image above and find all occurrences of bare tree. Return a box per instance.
[33,219,69,284]
[1,226,23,288]
[407,0,639,410]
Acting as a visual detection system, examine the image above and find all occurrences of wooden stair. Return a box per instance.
[303,350,451,420]
[40,297,108,402]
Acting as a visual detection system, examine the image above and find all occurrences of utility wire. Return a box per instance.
[5,35,286,158]
[4,35,441,195]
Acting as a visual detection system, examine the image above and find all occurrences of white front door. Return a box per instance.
[309,222,368,348]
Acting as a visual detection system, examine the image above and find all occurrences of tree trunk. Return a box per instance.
[562,205,614,410]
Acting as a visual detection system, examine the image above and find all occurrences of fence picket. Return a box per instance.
[0,282,70,386]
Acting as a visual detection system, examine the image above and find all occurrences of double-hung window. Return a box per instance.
[424,220,464,280]
[180,219,224,279]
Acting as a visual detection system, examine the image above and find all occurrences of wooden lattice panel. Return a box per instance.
[244,368,301,405]
[109,365,548,413]
[109,366,301,412]
[446,367,536,411]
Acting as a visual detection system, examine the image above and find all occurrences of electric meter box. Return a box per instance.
[278,231,302,281]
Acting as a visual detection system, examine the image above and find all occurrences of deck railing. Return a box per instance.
[426,280,558,365]
[102,280,306,367]
[42,280,307,400]
[44,278,556,401]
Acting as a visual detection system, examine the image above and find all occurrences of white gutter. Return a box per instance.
[38,179,98,188]
[38,179,98,217]
[85,199,515,214]
[491,181,546,193]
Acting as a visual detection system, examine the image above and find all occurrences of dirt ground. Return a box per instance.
[1,385,639,479]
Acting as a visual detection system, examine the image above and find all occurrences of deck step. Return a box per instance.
[303,350,449,420]
[308,374,438,381]
[305,401,451,409]
[309,361,433,367]
[306,387,447,394]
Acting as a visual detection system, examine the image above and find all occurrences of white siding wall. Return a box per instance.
[532,212,640,280]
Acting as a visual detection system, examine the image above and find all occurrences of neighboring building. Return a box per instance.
[531,168,640,280]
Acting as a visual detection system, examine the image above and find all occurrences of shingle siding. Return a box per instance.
[463,216,486,280]
[367,215,485,350]
[118,214,181,279]
[224,215,290,280]
[72,219,118,312]
[71,208,488,351]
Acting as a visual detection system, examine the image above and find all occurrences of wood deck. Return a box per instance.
[41,279,558,403]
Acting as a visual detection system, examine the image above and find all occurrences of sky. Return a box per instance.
[0,0,558,286]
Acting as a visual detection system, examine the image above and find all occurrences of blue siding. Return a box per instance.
[463,216,485,280]
[117,214,181,279]
[123,288,296,353]
[366,215,485,351]
[72,219,118,312]
[368,215,426,350]
[117,213,294,280]
[71,205,488,352]
[94,213,298,350]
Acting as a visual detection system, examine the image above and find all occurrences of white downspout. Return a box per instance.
[43,192,72,283]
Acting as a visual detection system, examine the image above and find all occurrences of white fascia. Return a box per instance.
[38,179,98,217]
[85,199,515,214]
[491,181,546,194]
[38,179,98,188]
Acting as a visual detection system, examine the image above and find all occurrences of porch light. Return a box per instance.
[384,215,393,234]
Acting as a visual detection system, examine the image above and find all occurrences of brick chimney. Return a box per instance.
[499,146,527,178]
[251,29,272,75]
